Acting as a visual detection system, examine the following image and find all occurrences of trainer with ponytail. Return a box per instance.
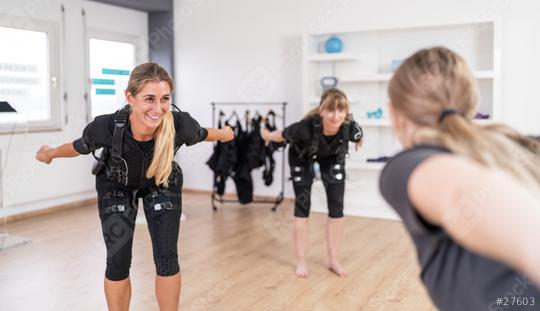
[380,47,540,311]
[35,62,233,311]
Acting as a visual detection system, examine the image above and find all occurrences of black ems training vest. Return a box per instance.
[289,116,360,164]
[92,106,183,190]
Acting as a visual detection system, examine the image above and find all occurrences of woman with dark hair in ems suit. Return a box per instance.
[261,88,363,278]
[381,47,540,311]
[35,63,234,311]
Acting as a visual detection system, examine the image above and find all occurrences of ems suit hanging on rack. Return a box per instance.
[261,88,362,278]
[207,109,285,203]
[207,102,288,211]
[263,110,281,186]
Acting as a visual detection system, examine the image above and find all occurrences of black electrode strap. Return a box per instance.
[337,122,350,160]
[111,107,129,159]
[307,117,322,159]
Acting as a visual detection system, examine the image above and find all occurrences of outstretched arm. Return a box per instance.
[260,128,285,143]
[204,126,234,142]
[35,143,81,164]
[409,155,540,287]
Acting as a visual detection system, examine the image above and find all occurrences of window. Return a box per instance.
[88,38,135,118]
[0,19,60,132]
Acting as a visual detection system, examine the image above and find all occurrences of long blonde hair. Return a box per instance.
[388,47,540,190]
[126,62,175,187]
[305,88,353,122]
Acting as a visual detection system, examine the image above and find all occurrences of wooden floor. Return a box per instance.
[0,192,435,311]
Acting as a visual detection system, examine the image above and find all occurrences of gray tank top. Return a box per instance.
[380,145,540,311]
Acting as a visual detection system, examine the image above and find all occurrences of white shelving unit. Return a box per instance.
[339,70,494,83]
[340,73,394,83]
[302,20,501,220]
[306,53,360,62]
[357,118,392,127]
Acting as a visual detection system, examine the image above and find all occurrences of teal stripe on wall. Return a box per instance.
[91,78,115,85]
[102,68,130,75]
[96,88,115,95]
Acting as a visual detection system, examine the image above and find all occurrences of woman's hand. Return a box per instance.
[220,126,234,142]
[260,128,270,142]
[36,145,54,164]
[354,139,363,151]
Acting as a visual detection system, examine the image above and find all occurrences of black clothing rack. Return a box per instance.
[210,102,287,212]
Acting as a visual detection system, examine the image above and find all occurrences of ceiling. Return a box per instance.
[87,0,172,12]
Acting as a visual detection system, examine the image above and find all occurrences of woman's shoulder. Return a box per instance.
[171,110,200,130]
[380,145,451,193]
[88,112,116,135]
[283,117,316,143]
[384,145,450,171]
[379,145,452,235]
[170,110,207,145]
[171,110,189,119]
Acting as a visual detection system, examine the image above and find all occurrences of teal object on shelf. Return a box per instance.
[324,36,343,53]
[367,108,383,119]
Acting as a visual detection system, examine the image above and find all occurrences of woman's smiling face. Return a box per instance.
[320,107,347,133]
[126,80,171,132]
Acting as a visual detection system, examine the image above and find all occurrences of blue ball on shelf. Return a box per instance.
[324,36,343,54]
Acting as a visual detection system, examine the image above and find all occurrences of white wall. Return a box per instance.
[174,0,540,200]
[2,0,537,216]
[174,0,303,198]
[0,0,148,216]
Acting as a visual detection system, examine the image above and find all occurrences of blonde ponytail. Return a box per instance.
[145,111,175,186]
[412,118,540,189]
[389,47,540,192]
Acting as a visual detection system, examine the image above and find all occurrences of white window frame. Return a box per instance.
[0,14,62,133]
[84,28,139,122]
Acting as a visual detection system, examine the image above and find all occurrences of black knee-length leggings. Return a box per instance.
[290,158,346,218]
[96,167,183,281]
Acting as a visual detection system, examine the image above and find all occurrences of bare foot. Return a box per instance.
[328,261,349,277]
[295,261,309,278]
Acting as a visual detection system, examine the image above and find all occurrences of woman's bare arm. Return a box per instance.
[35,143,80,164]
[205,127,234,142]
[409,154,540,287]
[260,128,285,143]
